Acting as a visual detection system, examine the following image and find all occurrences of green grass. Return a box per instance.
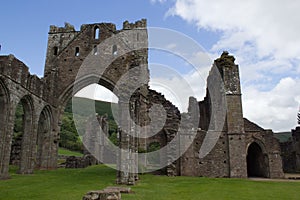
[0,165,116,200]
[1,165,300,200]
[58,148,83,157]
[123,175,300,200]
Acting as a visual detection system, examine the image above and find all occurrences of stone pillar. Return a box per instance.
[0,103,15,179]
[116,101,137,185]
[49,108,60,169]
[18,111,38,174]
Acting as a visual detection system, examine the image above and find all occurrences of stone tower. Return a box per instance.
[214,51,247,178]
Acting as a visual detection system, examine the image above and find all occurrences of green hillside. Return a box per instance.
[274,132,292,143]
[65,97,118,121]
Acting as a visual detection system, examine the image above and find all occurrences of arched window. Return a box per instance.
[112,45,117,56]
[75,47,80,56]
[53,46,58,56]
[94,26,100,39]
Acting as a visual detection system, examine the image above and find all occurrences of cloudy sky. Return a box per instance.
[1,0,299,131]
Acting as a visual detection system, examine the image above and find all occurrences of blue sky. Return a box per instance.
[0,0,219,75]
[1,0,299,131]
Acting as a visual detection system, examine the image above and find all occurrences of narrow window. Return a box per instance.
[94,26,100,39]
[137,33,139,41]
[53,46,58,56]
[75,47,80,56]
[93,45,98,55]
[112,45,117,56]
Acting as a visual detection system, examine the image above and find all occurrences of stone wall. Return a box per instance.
[65,155,97,169]
[179,52,284,179]
[244,119,284,178]
[0,55,59,179]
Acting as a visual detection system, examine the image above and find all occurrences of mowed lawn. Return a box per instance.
[1,165,300,200]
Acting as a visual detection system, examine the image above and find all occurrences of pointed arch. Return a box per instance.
[15,94,35,174]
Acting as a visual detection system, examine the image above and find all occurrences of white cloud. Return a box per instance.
[149,63,207,112]
[163,0,300,131]
[167,0,300,59]
[243,77,300,132]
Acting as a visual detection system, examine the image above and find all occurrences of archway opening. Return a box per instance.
[247,142,269,178]
[10,102,24,166]
[58,83,119,167]
[10,96,33,173]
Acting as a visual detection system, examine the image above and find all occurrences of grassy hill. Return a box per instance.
[65,97,118,121]
[274,132,292,143]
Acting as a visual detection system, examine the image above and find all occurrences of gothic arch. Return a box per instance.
[59,74,119,111]
[57,75,121,166]
[15,94,35,174]
[246,141,270,178]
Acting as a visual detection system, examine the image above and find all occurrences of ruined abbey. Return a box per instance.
[0,19,298,185]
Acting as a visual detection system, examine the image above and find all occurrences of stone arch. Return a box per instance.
[246,141,270,178]
[59,74,119,110]
[36,105,53,169]
[57,75,120,160]
[0,79,11,179]
[14,94,35,174]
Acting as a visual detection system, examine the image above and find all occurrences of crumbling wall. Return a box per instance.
[146,89,181,176]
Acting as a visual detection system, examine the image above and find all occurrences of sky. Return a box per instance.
[1,0,299,132]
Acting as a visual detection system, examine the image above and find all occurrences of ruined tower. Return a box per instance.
[214,51,247,178]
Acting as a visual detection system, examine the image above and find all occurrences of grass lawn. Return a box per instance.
[1,165,300,200]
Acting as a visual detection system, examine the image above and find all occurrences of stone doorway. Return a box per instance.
[247,142,270,178]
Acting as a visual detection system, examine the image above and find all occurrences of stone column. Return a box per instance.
[0,102,15,179]
[18,111,38,174]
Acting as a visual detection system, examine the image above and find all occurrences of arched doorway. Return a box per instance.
[247,142,270,178]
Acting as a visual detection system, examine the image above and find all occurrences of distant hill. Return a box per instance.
[65,97,118,121]
[273,132,292,143]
